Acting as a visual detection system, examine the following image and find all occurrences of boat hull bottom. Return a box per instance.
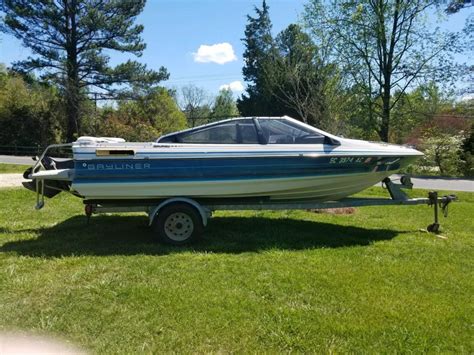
[73,171,393,203]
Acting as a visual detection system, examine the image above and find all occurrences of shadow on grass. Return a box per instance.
[0,214,401,257]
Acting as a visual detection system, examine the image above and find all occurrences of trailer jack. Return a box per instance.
[427,191,457,233]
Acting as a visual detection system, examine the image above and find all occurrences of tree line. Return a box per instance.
[235,0,472,175]
[0,0,472,176]
[0,66,240,147]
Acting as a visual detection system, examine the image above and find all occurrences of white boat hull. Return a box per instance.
[72,171,392,202]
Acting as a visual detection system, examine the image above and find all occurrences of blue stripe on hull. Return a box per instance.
[73,156,415,183]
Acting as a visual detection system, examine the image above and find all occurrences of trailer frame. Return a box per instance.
[83,176,457,244]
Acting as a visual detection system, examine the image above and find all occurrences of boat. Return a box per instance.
[23,116,423,204]
[23,115,453,245]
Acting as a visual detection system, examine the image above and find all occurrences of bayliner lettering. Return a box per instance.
[84,163,151,170]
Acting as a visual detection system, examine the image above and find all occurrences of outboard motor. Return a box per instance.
[22,156,73,198]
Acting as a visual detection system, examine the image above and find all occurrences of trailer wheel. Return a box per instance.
[152,203,203,245]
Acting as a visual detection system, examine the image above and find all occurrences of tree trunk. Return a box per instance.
[379,45,391,143]
[66,82,80,142]
[380,93,390,142]
[65,0,80,142]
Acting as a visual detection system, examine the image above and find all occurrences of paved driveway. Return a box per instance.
[389,174,474,192]
[0,155,34,165]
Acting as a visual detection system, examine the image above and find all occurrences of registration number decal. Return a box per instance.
[329,157,372,164]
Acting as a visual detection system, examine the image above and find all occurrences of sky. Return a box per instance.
[0,0,472,98]
[0,0,306,95]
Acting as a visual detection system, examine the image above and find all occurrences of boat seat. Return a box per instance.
[271,135,294,144]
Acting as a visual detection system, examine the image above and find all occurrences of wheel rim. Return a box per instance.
[164,212,194,241]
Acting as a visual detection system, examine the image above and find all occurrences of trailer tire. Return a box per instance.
[152,203,203,245]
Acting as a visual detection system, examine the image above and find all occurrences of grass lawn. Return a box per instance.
[0,187,472,353]
[0,163,30,174]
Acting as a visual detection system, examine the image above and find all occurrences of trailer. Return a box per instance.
[83,176,457,245]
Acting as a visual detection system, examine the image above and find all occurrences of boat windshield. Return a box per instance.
[157,117,337,145]
[174,119,259,144]
[257,118,326,144]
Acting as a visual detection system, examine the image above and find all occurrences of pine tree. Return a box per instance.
[1,0,168,141]
[237,0,277,116]
[211,89,239,120]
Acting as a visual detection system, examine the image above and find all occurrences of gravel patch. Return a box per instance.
[0,174,27,188]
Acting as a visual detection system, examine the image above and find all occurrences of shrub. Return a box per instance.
[90,88,187,142]
[406,115,471,176]
[418,134,465,176]
[0,75,64,147]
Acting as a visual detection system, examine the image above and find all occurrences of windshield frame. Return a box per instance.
[156,116,340,146]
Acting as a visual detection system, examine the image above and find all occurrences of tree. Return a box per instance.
[461,125,473,177]
[1,0,168,141]
[406,114,471,175]
[179,84,212,127]
[304,0,458,142]
[390,82,453,143]
[419,134,465,175]
[237,0,276,116]
[449,98,474,176]
[459,11,473,98]
[0,71,63,147]
[211,89,239,120]
[97,88,187,142]
[264,24,329,127]
[444,0,472,13]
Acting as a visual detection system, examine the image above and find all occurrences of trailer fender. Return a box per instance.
[148,198,210,227]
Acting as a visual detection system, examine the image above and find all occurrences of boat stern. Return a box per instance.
[21,144,76,206]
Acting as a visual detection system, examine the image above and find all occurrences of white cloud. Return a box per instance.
[460,93,474,102]
[193,42,237,65]
[219,81,245,92]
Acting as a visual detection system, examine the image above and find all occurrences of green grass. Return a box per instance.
[0,163,30,174]
[0,187,472,353]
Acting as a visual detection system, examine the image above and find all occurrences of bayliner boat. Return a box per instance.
[24,116,457,245]
[23,116,423,203]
